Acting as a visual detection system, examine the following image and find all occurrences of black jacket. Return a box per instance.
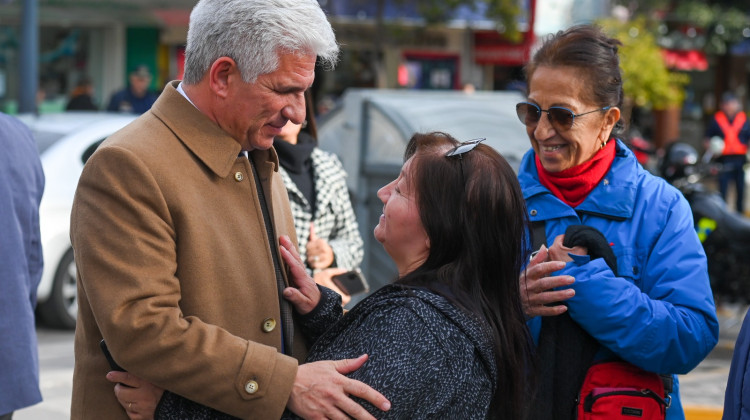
[156,284,498,419]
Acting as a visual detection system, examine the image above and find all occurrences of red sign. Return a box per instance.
[662,49,708,72]
[473,0,536,66]
[475,43,530,66]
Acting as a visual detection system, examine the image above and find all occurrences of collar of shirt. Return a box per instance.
[177,82,251,156]
[176,82,198,108]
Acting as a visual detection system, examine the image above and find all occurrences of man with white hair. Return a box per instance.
[70,0,389,419]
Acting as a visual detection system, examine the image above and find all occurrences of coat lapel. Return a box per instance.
[149,81,241,179]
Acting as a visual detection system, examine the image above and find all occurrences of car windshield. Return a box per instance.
[33,130,66,154]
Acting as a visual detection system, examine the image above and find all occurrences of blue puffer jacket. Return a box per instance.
[519,139,719,420]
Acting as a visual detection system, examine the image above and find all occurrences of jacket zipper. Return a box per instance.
[583,387,667,412]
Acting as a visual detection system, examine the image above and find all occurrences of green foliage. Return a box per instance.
[481,0,522,42]
[599,16,689,110]
[671,1,750,55]
[671,2,716,28]
[609,0,672,16]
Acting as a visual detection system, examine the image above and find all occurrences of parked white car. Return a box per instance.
[19,112,137,329]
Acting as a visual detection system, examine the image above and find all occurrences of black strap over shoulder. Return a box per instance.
[529,220,599,420]
[531,220,547,250]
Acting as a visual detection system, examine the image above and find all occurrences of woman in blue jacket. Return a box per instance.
[517,25,719,420]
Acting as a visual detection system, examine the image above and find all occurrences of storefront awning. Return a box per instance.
[472,0,535,67]
[474,30,534,66]
[474,43,530,66]
[662,49,708,71]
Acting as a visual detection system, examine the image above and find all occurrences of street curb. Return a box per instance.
[684,405,722,420]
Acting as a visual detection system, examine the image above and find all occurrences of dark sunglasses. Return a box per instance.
[445,137,487,159]
[515,102,610,131]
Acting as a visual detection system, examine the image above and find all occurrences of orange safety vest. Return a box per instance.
[715,110,748,156]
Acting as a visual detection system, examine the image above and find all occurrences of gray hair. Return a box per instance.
[183,0,339,84]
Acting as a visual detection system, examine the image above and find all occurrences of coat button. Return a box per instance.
[262,318,276,333]
[234,172,244,182]
[530,209,538,216]
[245,380,259,394]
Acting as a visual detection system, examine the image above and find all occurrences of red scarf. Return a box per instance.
[535,139,616,207]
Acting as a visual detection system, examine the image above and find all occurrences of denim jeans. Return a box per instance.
[717,154,747,213]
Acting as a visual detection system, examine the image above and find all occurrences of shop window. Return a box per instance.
[399,52,458,90]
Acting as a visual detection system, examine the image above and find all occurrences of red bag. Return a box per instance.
[577,361,669,419]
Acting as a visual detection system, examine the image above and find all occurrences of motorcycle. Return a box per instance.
[653,139,750,303]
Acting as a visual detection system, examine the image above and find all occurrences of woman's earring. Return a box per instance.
[600,141,606,150]
[301,120,308,129]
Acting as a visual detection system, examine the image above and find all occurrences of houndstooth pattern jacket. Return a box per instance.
[279,148,363,271]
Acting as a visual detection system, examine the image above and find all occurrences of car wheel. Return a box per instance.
[37,248,77,329]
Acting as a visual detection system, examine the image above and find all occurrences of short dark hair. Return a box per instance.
[721,91,738,104]
[525,24,624,133]
[398,131,533,418]
[75,75,92,88]
[129,65,152,79]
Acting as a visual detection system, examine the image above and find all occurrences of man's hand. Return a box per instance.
[520,243,575,318]
[287,355,391,420]
[106,371,164,420]
[280,235,321,314]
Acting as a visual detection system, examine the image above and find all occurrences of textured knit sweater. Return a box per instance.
[155,284,498,419]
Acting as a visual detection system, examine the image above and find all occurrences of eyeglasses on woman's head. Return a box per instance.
[444,137,487,159]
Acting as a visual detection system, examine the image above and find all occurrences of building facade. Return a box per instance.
[0,0,540,115]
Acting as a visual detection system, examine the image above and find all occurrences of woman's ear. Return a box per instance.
[598,106,621,142]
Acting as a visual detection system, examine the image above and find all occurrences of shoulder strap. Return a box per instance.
[531,220,547,251]
[661,374,674,396]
